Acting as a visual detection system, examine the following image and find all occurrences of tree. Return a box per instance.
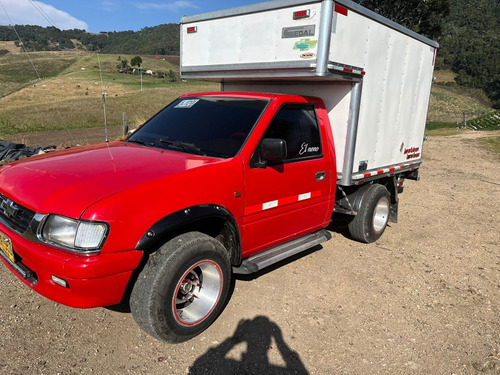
[168,70,178,82]
[353,0,450,40]
[131,55,142,68]
[438,0,500,108]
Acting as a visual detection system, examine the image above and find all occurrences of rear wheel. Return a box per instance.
[130,232,231,343]
[348,184,390,243]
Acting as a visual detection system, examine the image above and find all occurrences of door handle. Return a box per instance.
[315,171,326,181]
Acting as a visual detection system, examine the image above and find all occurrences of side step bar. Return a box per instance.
[233,229,331,275]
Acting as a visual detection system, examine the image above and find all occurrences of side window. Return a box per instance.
[261,104,322,162]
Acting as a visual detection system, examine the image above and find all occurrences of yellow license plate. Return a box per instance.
[0,231,14,263]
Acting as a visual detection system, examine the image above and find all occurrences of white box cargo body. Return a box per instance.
[180,0,438,186]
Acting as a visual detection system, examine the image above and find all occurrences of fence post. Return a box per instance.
[122,112,128,136]
[462,112,467,128]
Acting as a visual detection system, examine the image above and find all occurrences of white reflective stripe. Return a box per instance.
[298,192,312,201]
[262,200,279,210]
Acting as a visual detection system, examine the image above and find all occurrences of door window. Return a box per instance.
[256,104,322,164]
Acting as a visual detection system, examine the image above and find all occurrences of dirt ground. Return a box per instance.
[1,129,499,375]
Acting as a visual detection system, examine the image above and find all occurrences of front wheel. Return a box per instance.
[348,184,390,243]
[130,232,231,343]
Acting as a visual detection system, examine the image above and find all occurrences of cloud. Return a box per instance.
[101,1,117,12]
[134,1,199,12]
[0,0,88,30]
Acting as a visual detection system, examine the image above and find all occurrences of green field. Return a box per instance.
[0,51,217,135]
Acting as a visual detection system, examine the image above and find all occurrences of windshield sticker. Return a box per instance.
[175,99,199,109]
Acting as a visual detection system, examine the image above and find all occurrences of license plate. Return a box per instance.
[0,231,15,263]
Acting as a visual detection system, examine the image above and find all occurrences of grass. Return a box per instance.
[480,136,500,156]
[433,70,457,84]
[0,83,218,135]
[0,51,218,135]
[425,128,463,136]
[0,41,22,54]
[0,51,82,97]
[427,70,492,123]
[426,121,459,130]
[427,85,492,123]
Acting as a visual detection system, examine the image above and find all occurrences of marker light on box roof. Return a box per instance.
[293,10,310,20]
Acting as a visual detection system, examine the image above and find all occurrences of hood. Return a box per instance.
[0,141,221,218]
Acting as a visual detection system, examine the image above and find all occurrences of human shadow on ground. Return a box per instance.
[189,316,309,375]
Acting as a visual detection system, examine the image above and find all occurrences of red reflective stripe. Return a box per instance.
[334,4,348,16]
[311,190,322,198]
[279,196,297,206]
[245,205,261,215]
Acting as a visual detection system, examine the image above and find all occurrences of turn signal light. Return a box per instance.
[51,275,69,288]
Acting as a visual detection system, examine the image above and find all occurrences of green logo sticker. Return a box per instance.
[293,39,318,51]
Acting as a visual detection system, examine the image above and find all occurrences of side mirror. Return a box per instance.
[260,138,287,164]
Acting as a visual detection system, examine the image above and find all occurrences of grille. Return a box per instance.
[0,194,35,234]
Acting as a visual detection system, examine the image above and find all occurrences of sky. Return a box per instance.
[0,0,261,33]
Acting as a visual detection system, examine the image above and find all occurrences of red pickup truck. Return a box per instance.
[1,0,439,343]
[1,92,365,342]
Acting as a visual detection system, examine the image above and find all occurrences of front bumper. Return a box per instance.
[0,221,143,308]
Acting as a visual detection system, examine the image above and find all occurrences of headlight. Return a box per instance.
[41,215,108,253]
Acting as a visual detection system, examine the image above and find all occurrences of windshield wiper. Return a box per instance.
[159,139,207,156]
[127,138,148,146]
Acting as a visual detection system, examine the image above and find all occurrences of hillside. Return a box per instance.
[0,50,497,141]
[1,0,498,109]
[351,0,500,109]
[0,51,216,137]
[0,24,180,55]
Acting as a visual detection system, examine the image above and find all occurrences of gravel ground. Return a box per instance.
[1,129,499,375]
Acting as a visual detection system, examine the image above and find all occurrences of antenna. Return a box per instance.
[97,52,109,142]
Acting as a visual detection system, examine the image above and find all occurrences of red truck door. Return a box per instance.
[242,103,332,256]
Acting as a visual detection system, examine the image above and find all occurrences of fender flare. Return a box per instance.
[135,204,241,265]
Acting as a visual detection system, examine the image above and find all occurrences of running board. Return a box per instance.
[233,230,331,275]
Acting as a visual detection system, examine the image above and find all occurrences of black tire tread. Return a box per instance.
[348,184,390,243]
[130,231,231,343]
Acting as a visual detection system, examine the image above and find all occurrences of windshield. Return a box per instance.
[127,97,268,158]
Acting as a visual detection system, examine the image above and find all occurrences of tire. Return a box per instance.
[130,232,231,343]
[348,184,390,243]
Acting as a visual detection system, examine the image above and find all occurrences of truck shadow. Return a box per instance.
[108,242,327,313]
[328,213,392,240]
[189,316,309,375]
[328,213,353,239]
